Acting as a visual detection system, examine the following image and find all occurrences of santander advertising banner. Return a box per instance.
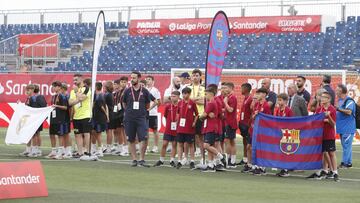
[18,34,58,57]
[129,15,321,36]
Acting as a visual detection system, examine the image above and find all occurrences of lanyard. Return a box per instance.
[277,108,286,117]
[181,100,190,118]
[131,86,142,102]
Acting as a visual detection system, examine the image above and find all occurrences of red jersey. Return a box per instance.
[177,99,198,135]
[249,100,272,137]
[224,94,238,129]
[239,95,253,126]
[202,100,218,134]
[315,105,336,140]
[164,103,179,136]
[214,95,225,135]
[274,106,294,117]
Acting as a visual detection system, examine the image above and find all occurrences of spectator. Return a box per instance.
[164,76,182,103]
[179,72,191,88]
[261,78,277,113]
[287,84,308,116]
[296,76,311,105]
[322,75,335,105]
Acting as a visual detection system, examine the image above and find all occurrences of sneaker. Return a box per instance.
[237,160,247,165]
[260,168,267,175]
[55,154,63,160]
[338,163,352,169]
[176,162,182,169]
[112,150,121,156]
[334,173,340,182]
[189,161,195,170]
[95,150,104,157]
[277,169,290,177]
[27,151,38,158]
[318,170,328,180]
[227,162,237,169]
[306,172,321,179]
[215,164,226,172]
[153,160,164,167]
[150,147,159,153]
[120,151,129,157]
[138,160,150,168]
[72,153,81,158]
[202,166,215,173]
[241,164,252,173]
[63,153,72,159]
[103,148,112,155]
[131,160,138,167]
[220,157,227,168]
[19,151,30,157]
[253,168,262,176]
[46,151,57,159]
[170,161,176,168]
[326,171,334,179]
[84,152,91,156]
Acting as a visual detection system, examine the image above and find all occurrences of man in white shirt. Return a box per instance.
[164,76,183,103]
[146,75,161,153]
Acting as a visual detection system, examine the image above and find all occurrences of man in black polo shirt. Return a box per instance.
[322,75,335,105]
[261,78,277,114]
[296,76,311,106]
[123,71,152,167]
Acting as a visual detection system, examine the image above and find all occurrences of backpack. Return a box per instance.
[342,97,360,129]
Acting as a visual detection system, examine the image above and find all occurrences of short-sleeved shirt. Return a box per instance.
[336,97,356,134]
[27,94,47,108]
[297,89,311,105]
[164,86,183,100]
[224,94,238,129]
[202,100,218,134]
[323,84,336,106]
[189,84,205,115]
[70,87,91,120]
[147,86,161,116]
[274,106,293,117]
[61,93,71,123]
[177,99,198,134]
[50,94,68,124]
[93,93,107,124]
[239,95,253,126]
[214,95,225,135]
[164,103,179,136]
[104,92,114,114]
[122,86,151,121]
[266,91,277,113]
[316,105,336,140]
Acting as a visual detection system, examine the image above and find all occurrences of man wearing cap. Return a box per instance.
[180,72,191,88]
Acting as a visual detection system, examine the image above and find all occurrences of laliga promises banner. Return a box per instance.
[252,113,325,170]
[205,11,230,87]
[91,11,105,113]
[5,103,53,145]
[129,15,321,36]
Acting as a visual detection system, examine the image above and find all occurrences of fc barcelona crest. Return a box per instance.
[280,129,300,155]
[216,29,223,41]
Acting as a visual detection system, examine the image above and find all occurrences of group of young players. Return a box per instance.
[19,69,342,181]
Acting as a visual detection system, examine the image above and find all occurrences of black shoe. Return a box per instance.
[170,161,176,168]
[253,168,262,176]
[131,160,138,167]
[318,170,328,180]
[326,171,334,179]
[346,164,353,168]
[84,152,91,156]
[260,167,267,175]
[277,169,290,177]
[202,166,215,172]
[176,162,182,169]
[153,160,164,167]
[334,173,340,182]
[241,164,252,173]
[228,162,237,169]
[215,164,226,171]
[72,153,81,158]
[189,161,195,169]
[237,160,247,165]
[306,172,320,179]
[138,160,150,168]
[221,157,227,168]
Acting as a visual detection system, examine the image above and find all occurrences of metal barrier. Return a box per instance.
[0,0,359,24]
[0,35,18,69]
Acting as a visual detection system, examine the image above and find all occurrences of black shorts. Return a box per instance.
[124,118,148,142]
[195,119,203,135]
[49,123,69,136]
[35,124,43,133]
[92,121,107,133]
[204,132,217,145]
[322,140,336,152]
[225,125,236,140]
[219,127,226,142]
[163,134,176,142]
[148,116,158,130]
[110,117,124,129]
[177,133,195,144]
[73,118,92,134]
[239,123,250,142]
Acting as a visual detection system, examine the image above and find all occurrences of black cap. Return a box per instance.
[179,72,190,79]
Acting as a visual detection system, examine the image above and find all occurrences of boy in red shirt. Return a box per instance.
[176,87,199,169]
[154,91,180,168]
[242,87,271,175]
[308,91,339,182]
[200,87,226,172]
[223,82,238,168]
[238,83,253,166]
[274,93,294,177]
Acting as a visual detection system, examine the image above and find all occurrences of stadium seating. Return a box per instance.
[1,16,360,72]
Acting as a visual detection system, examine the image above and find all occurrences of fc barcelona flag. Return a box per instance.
[252,113,325,170]
[205,11,230,87]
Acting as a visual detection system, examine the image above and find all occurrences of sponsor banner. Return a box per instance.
[129,15,321,36]
[18,34,58,57]
[0,161,48,200]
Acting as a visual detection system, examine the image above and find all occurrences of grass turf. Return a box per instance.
[0,128,359,203]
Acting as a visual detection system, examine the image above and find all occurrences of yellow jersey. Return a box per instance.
[69,87,91,120]
[188,84,205,114]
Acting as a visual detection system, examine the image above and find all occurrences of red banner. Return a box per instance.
[0,161,48,200]
[129,15,321,36]
[18,34,58,57]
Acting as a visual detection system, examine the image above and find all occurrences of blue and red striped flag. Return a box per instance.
[252,113,325,170]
